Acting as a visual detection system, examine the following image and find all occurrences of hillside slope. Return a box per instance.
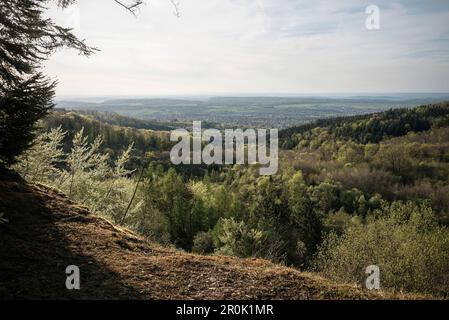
[280,101,449,148]
[0,175,397,300]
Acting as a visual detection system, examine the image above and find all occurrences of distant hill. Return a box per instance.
[54,108,178,131]
[44,109,172,164]
[55,96,449,129]
[280,101,449,148]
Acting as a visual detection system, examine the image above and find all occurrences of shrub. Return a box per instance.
[14,128,140,224]
[213,218,264,258]
[316,201,449,296]
[128,206,171,245]
[192,231,215,254]
[322,208,363,235]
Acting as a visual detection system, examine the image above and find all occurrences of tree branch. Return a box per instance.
[113,0,144,16]
[169,0,180,18]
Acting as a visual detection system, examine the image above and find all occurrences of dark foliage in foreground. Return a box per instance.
[0,0,94,165]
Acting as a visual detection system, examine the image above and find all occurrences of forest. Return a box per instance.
[11,101,449,297]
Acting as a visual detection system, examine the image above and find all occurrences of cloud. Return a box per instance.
[43,0,449,96]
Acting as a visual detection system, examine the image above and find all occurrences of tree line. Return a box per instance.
[280,101,449,148]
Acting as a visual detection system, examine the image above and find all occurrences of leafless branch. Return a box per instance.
[112,0,181,18]
[112,0,180,17]
[113,0,144,16]
[170,0,181,18]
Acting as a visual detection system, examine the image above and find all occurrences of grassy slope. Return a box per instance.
[0,174,413,300]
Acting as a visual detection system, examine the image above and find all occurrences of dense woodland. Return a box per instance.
[58,109,179,131]
[280,101,449,147]
[43,110,172,169]
[12,101,449,297]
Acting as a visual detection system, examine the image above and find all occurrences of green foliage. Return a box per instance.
[142,168,240,250]
[128,205,170,244]
[286,174,323,265]
[213,218,264,258]
[69,109,177,131]
[280,102,449,148]
[14,127,141,224]
[44,110,172,168]
[13,126,66,183]
[0,0,94,166]
[322,208,363,235]
[0,76,55,165]
[316,201,449,296]
[192,231,215,255]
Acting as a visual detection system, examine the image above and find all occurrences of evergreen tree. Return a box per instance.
[0,0,94,166]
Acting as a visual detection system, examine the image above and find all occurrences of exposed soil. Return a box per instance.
[0,173,402,300]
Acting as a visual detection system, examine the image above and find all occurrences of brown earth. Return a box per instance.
[0,173,408,300]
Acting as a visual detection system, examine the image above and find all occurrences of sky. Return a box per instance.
[44,0,449,97]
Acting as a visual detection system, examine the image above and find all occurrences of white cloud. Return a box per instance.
[43,0,449,96]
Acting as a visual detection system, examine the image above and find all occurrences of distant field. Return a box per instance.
[56,95,449,128]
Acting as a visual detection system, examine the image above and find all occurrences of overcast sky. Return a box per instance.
[44,0,449,97]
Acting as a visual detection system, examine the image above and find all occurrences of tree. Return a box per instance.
[13,126,66,183]
[0,0,95,166]
[0,0,160,167]
[287,174,323,265]
[316,201,449,296]
[192,231,214,254]
[213,218,264,258]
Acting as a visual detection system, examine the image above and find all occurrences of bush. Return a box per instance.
[322,208,362,235]
[192,231,215,254]
[212,218,264,258]
[14,128,141,225]
[128,206,171,245]
[316,201,449,296]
